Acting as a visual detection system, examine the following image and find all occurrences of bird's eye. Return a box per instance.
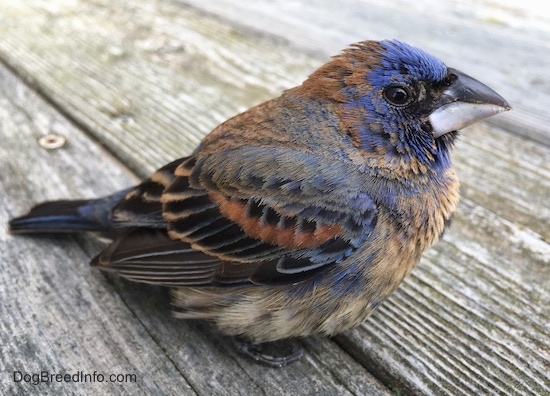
[383,86,414,107]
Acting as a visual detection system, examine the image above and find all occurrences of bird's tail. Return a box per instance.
[8,189,131,234]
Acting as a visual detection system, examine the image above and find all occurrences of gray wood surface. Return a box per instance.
[1,1,548,395]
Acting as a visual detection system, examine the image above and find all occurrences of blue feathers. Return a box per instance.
[376,40,447,84]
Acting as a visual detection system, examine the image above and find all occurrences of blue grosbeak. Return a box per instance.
[9,40,510,366]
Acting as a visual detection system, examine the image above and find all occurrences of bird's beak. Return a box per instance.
[429,68,511,138]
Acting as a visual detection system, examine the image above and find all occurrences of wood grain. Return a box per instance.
[178,0,550,146]
[0,0,548,395]
[0,61,390,395]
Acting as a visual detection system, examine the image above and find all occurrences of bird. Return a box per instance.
[8,39,510,367]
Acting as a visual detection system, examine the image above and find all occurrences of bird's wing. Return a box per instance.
[108,158,182,228]
[93,148,377,286]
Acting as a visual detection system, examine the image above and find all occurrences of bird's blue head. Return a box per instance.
[356,40,450,171]
[300,40,509,176]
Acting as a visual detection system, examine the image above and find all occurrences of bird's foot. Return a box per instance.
[232,337,303,367]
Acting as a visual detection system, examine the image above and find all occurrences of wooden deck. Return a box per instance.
[1,1,548,395]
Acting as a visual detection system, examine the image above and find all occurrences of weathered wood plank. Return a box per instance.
[0,63,194,395]
[337,193,550,395]
[0,62,391,395]
[0,0,548,395]
[178,0,550,146]
[0,0,318,177]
